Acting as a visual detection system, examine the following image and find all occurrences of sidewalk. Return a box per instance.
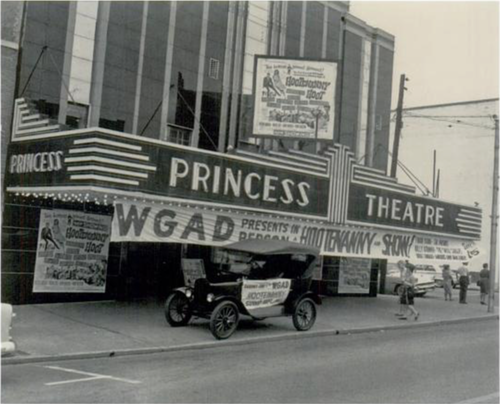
[3,290,497,365]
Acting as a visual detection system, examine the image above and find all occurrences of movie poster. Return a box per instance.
[252,56,337,140]
[338,258,372,294]
[33,209,111,293]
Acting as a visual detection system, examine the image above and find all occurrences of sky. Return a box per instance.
[349,2,499,269]
[350,1,500,109]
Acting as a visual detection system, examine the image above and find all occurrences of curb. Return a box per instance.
[3,314,498,366]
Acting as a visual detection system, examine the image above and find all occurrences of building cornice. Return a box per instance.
[319,1,349,14]
[343,13,374,39]
[372,28,395,51]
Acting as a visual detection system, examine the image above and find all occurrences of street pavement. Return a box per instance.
[3,289,497,364]
[2,320,498,403]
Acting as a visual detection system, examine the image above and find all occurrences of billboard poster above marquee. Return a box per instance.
[111,201,470,263]
[252,56,337,140]
[33,209,111,293]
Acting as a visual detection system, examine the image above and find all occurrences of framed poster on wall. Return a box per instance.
[33,209,111,293]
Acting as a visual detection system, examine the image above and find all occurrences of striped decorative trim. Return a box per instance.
[68,147,150,161]
[324,144,355,224]
[232,149,329,177]
[70,174,139,186]
[267,150,328,169]
[65,137,157,187]
[458,208,482,218]
[352,165,416,193]
[67,165,149,179]
[12,98,63,140]
[64,156,157,171]
[73,137,142,151]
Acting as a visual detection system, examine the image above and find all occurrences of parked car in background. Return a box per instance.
[1,303,16,356]
[435,267,457,288]
[381,263,437,297]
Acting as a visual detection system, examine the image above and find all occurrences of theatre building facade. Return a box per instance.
[2,110,482,304]
[1,1,482,304]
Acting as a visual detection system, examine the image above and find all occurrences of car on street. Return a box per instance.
[1,303,16,356]
[381,263,437,297]
[164,239,321,340]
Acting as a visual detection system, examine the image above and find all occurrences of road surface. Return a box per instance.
[2,320,498,403]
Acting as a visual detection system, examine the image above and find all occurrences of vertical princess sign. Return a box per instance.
[252,56,337,140]
[33,209,111,293]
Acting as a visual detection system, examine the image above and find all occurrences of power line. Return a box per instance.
[403,113,495,130]
[375,143,432,195]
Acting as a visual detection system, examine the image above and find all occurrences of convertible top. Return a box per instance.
[224,239,320,256]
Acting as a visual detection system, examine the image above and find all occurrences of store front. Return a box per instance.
[2,124,482,304]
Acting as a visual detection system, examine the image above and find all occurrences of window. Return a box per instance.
[99,118,125,132]
[208,58,220,80]
[168,125,192,146]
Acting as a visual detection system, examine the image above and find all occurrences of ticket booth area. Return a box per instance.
[314,257,386,297]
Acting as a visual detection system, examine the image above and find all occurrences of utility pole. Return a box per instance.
[390,74,408,178]
[488,115,499,313]
[432,150,437,196]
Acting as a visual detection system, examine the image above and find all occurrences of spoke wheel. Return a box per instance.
[210,301,239,340]
[165,293,192,327]
[292,298,316,331]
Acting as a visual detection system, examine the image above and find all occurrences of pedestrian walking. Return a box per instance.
[457,261,470,304]
[478,263,490,305]
[441,264,453,301]
[394,260,408,317]
[398,263,420,321]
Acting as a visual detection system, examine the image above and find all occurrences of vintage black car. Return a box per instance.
[164,239,321,339]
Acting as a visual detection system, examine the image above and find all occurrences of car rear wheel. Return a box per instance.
[293,298,317,331]
[210,301,239,340]
[165,292,192,327]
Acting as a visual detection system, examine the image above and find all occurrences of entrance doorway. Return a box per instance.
[119,243,183,300]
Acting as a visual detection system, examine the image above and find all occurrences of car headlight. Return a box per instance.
[185,289,193,298]
[207,293,215,303]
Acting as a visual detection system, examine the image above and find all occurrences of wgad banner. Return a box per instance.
[33,209,111,293]
[111,202,469,263]
[252,56,337,140]
[241,279,291,310]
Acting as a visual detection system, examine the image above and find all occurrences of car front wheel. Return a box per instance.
[210,301,239,340]
[165,292,192,327]
[293,297,317,331]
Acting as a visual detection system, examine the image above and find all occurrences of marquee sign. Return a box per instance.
[5,127,482,240]
[5,131,330,218]
[347,183,482,238]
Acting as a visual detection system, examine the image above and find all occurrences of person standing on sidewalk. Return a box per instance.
[399,263,420,321]
[441,264,453,301]
[457,261,470,304]
[395,260,408,317]
[479,263,490,305]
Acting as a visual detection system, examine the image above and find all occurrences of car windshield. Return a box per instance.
[215,249,314,280]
